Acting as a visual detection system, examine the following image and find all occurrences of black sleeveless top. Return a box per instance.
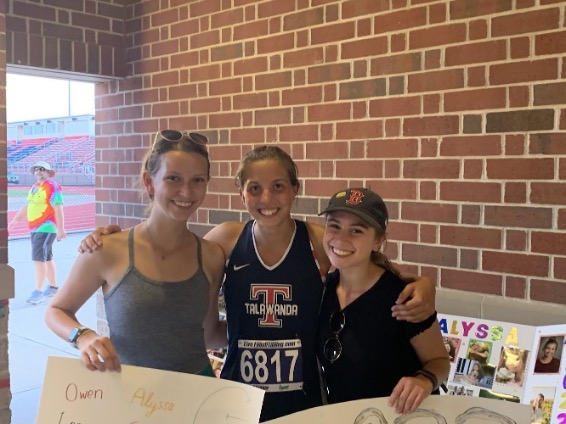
[221,220,325,421]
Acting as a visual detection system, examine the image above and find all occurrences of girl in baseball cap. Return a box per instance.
[317,187,450,414]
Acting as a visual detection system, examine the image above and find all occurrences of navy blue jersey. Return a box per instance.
[221,220,325,421]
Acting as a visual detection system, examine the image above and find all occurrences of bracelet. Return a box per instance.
[413,369,439,392]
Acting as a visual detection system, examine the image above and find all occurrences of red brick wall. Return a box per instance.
[4,1,566,306]
[5,0,128,78]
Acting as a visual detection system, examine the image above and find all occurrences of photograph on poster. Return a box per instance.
[454,358,495,389]
[479,389,521,403]
[467,339,492,364]
[529,386,556,424]
[533,335,564,374]
[496,346,530,387]
[443,336,461,363]
[447,384,474,396]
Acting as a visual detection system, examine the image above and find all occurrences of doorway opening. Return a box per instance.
[6,72,96,424]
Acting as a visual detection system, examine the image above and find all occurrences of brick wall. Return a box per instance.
[0,0,564,420]
[5,0,128,78]
[99,1,566,306]
[3,2,566,307]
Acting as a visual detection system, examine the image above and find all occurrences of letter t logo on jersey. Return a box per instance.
[347,189,364,205]
[250,285,291,327]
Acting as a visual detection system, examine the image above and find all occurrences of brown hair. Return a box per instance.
[143,134,210,182]
[359,197,411,283]
[235,145,299,189]
[544,337,559,349]
[138,132,210,210]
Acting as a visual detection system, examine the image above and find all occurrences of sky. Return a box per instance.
[6,73,95,123]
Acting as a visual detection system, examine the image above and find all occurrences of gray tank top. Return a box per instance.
[104,227,211,374]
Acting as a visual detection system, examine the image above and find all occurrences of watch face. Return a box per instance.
[68,328,81,343]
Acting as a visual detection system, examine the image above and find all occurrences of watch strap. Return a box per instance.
[68,326,92,349]
[413,369,439,392]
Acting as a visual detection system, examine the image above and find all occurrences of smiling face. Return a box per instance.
[143,150,209,222]
[323,211,384,270]
[239,159,298,226]
[543,341,557,359]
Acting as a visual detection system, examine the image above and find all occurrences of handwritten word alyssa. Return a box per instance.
[439,318,518,345]
[131,388,175,417]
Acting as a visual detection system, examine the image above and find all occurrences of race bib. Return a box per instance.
[237,338,303,392]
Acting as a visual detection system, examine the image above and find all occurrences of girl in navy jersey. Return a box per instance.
[78,146,436,421]
[317,188,450,414]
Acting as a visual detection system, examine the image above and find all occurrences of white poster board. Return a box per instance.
[264,395,531,424]
[36,356,264,423]
[438,314,566,424]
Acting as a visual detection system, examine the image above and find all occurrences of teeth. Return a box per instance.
[332,248,352,256]
[174,200,192,207]
[260,209,277,216]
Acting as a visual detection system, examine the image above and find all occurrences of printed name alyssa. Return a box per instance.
[438,318,519,345]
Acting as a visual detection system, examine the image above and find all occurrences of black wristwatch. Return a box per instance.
[68,326,91,349]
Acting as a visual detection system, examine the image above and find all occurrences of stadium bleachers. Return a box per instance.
[7,136,95,178]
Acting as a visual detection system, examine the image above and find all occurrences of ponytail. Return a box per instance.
[371,250,414,284]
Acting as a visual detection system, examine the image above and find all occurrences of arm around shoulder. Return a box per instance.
[391,275,436,322]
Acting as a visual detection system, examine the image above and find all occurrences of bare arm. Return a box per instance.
[8,205,27,230]
[391,275,436,322]
[45,237,121,372]
[388,321,450,414]
[201,238,228,349]
[305,221,332,275]
[53,203,66,240]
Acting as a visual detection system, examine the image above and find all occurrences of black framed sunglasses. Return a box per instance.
[323,310,345,363]
[33,166,47,172]
[151,129,208,151]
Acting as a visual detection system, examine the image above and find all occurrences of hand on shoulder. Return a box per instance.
[78,224,123,253]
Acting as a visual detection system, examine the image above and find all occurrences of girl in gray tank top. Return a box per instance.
[104,228,211,374]
[45,130,226,375]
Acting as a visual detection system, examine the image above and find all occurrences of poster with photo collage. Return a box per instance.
[438,314,566,424]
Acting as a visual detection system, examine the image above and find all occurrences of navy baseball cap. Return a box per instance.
[319,187,388,230]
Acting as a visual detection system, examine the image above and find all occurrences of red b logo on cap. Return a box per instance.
[346,189,364,205]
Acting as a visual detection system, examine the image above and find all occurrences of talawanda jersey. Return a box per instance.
[221,220,325,421]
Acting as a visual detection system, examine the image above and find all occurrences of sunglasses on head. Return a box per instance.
[151,129,208,151]
[33,166,47,172]
[323,310,346,363]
